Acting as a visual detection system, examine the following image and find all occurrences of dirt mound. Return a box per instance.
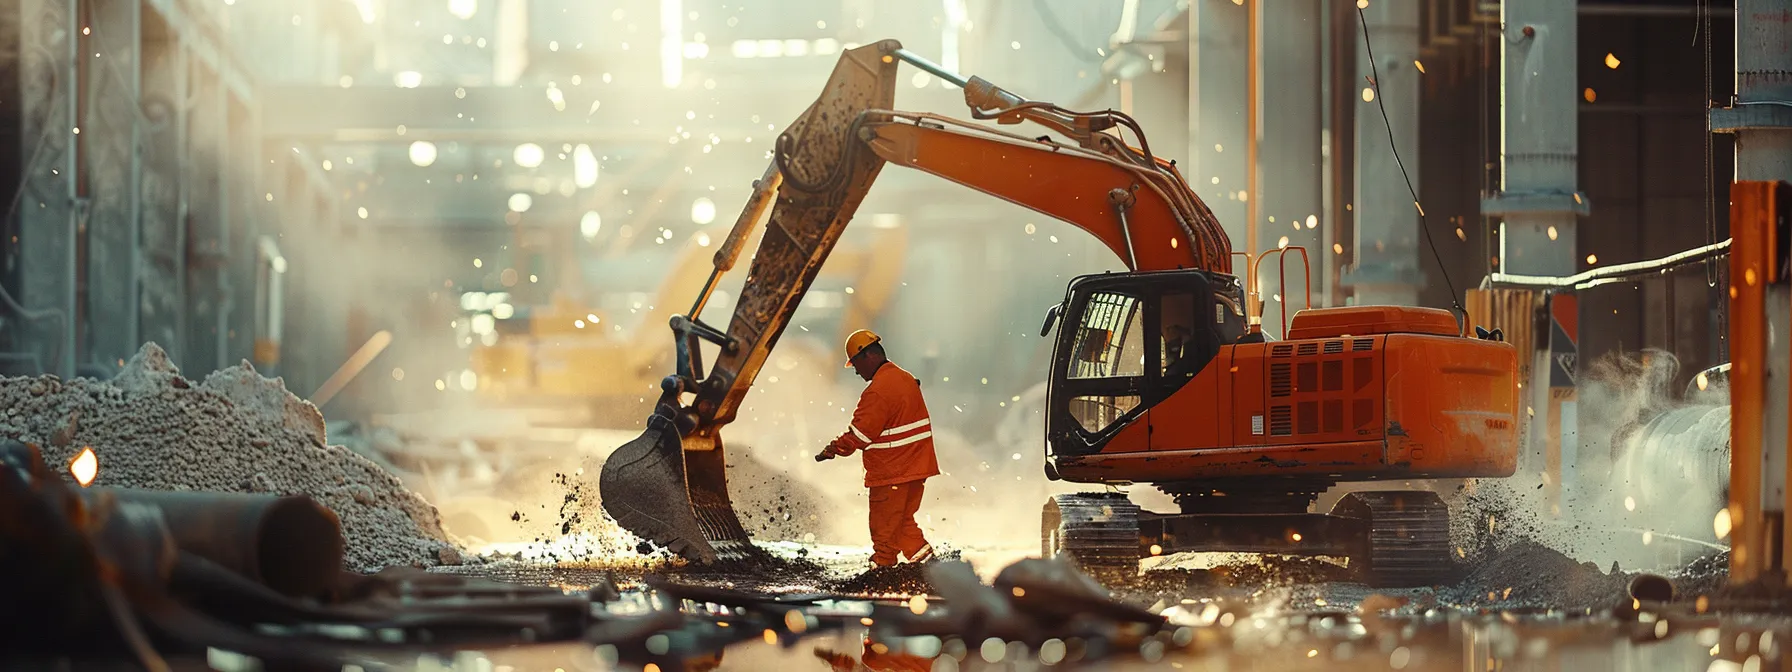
[0,343,454,572]
[1441,538,1628,609]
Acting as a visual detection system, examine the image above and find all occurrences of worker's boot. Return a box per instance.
[905,543,934,564]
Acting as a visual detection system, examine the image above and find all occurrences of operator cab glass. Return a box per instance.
[1044,270,1245,456]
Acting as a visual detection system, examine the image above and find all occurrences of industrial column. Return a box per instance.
[1714,0,1792,584]
[1257,1,1324,325]
[1340,0,1421,307]
[185,66,227,371]
[83,0,144,373]
[139,17,187,363]
[11,0,80,377]
[1187,0,1248,258]
[1480,0,1587,512]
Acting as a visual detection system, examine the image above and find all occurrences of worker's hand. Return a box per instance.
[816,442,851,461]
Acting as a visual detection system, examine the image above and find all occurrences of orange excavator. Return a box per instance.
[600,40,1519,586]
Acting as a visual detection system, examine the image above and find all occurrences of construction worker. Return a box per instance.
[815,329,938,567]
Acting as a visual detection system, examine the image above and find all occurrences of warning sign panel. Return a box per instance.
[1549,294,1578,388]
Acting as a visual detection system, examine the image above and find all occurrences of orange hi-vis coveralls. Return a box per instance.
[826,361,940,566]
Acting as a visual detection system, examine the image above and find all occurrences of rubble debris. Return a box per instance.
[827,563,935,596]
[0,343,453,572]
[724,448,829,542]
[888,559,1162,650]
[1674,550,1729,598]
[1439,538,1629,609]
[1,439,592,668]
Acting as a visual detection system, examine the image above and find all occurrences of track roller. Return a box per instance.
[1330,490,1453,587]
[1042,493,1142,584]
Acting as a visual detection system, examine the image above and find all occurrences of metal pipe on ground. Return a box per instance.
[86,489,345,597]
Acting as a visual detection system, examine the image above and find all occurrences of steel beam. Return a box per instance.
[12,0,79,377]
[82,0,142,374]
[1341,0,1422,306]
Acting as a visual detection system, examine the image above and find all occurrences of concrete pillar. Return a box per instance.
[13,0,79,377]
[185,65,227,372]
[1341,0,1421,307]
[1483,0,1586,514]
[226,100,258,367]
[1257,1,1324,327]
[1713,0,1792,583]
[1187,0,1248,259]
[139,21,186,363]
[83,0,143,373]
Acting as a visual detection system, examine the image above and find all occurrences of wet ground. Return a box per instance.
[412,538,1783,672]
[346,589,1789,672]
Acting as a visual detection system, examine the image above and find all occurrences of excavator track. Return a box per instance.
[1043,493,1142,584]
[1330,490,1453,588]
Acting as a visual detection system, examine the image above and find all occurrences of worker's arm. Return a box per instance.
[819,388,893,460]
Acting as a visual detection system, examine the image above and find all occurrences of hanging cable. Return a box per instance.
[1356,5,1463,313]
[1700,0,1718,288]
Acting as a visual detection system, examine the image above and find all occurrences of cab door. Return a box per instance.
[1046,270,1239,457]
[1050,286,1150,454]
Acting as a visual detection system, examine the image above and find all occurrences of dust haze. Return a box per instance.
[1464,348,1729,574]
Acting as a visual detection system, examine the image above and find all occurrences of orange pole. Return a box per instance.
[1245,0,1261,270]
[1730,181,1776,584]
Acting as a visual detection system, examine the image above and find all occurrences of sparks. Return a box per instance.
[69,447,98,486]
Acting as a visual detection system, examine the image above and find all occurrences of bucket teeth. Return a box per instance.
[598,409,753,564]
[599,419,719,563]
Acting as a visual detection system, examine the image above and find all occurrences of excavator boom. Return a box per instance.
[600,40,1231,561]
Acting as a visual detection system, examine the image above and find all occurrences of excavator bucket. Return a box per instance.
[599,378,752,563]
[601,41,903,563]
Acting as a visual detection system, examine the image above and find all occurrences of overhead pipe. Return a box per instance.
[1485,238,1732,290]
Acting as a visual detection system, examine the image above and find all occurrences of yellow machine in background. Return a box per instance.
[468,221,909,429]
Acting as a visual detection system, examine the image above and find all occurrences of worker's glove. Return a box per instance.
[816,442,851,461]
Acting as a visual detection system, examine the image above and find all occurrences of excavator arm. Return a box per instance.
[599,40,1230,561]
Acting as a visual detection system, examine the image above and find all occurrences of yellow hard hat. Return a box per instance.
[843,329,881,368]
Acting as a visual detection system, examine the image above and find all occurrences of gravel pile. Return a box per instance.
[1440,538,1628,610]
[0,343,455,572]
[825,562,935,596]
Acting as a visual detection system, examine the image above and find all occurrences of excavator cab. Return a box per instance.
[1044,269,1247,457]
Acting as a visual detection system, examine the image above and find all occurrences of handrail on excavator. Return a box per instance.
[1227,248,1313,339]
[1251,246,1312,340]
